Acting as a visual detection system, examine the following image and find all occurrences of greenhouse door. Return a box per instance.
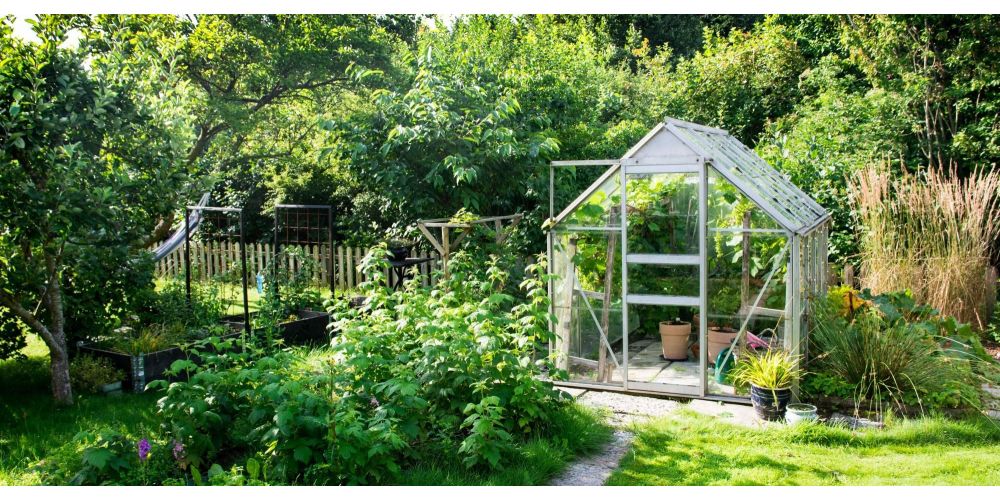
[620,162,706,396]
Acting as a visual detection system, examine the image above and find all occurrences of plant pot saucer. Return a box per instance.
[659,354,686,362]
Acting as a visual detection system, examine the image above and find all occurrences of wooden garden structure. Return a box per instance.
[417,214,523,277]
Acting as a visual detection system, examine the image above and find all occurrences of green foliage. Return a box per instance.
[808,289,987,414]
[253,247,324,342]
[69,355,125,394]
[0,308,28,361]
[142,253,572,485]
[730,349,802,390]
[0,15,192,402]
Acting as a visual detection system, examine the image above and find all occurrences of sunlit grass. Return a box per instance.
[608,409,1000,485]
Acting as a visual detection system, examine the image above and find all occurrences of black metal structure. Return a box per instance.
[272,204,335,297]
[184,206,251,336]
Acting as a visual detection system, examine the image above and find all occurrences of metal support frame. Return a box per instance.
[698,158,708,398]
[273,204,336,298]
[184,205,251,336]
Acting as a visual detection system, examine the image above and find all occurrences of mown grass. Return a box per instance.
[0,337,611,485]
[608,409,1000,485]
[0,336,160,485]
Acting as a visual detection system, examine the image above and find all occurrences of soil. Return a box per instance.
[983,339,1000,362]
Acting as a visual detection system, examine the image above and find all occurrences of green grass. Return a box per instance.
[607,409,1000,485]
[0,335,160,485]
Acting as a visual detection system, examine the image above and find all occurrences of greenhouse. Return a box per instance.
[547,118,830,401]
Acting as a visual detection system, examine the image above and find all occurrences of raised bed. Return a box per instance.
[278,309,331,345]
[77,332,241,393]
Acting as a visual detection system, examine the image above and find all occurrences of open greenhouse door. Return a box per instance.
[620,163,706,396]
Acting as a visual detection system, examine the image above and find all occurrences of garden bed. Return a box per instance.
[276,309,331,345]
[77,332,241,393]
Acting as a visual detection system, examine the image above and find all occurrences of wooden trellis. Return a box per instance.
[416,214,523,277]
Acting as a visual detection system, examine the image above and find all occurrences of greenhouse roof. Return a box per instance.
[552,118,829,235]
[661,118,828,235]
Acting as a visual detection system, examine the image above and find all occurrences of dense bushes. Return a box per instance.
[76,252,586,485]
[806,286,993,415]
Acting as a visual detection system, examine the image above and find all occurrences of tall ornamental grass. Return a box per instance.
[848,166,1000,330]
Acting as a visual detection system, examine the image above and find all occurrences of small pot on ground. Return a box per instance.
[659,319,691,361]
[785,403,818,425]
[707,327,738,365]
[750,385,792,421]
[100,381,123,395]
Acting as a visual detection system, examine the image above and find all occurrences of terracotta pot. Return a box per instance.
[707,327,738,365]
[692,313,700,331]
[659,320,691,361]
[691,343,700,360]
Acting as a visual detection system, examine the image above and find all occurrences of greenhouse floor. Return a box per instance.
[614,338,737,396]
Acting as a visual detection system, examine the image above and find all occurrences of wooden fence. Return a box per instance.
[154,241,442,290]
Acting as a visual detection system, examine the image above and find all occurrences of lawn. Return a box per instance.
[0,335,610,485]
[608,409,1000,486]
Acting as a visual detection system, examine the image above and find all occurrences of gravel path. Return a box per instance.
[549,429,634,486]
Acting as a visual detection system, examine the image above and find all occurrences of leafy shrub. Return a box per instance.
[69,355,125,393]
[144,280,227,330]
[146,251,570,485]
[253,247,324,341]
[808,288,987,414]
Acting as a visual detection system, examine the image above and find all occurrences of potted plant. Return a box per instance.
[69,354,126,396]
[730,349,803,421]
[707,326,738,365]
[658,318,691,361]
[785,403,818,425]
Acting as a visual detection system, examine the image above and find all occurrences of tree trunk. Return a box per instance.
[45,254,73,405]
[50,347,73,405]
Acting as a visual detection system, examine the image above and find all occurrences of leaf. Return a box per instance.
[293,446,312,463]
[207,463,225,479]
[82,447,113,469]
[9,103,20,117]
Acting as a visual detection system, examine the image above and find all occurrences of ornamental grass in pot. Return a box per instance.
[730,349,803,421]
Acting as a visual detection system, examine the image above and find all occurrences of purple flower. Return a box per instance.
[172,440,185,461]
[137,438,151,462]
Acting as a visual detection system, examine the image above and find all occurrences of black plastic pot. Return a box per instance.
[749,385,792,421]
[388,245,411,261]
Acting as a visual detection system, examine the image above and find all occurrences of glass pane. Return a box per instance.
[561,170,621,229]
[551,230,625,386]
[625,263,698,297]
[705,166,791,397]
[625,304,700,394]
[625,172,700,255]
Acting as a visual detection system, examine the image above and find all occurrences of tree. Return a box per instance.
[0,16,191,403]
[79,15,405,242]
